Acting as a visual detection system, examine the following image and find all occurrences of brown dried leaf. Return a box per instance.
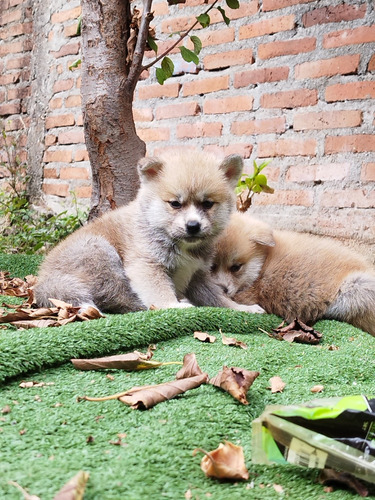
[220,329,247,350]
[209,366,260,405]
[176,353,204,379]
[270,318,322,345]
[118,373,209,409]
[0,271,37,298]
[193,441,249,481]
[8,481,40,500]
[311,384,324,393]
[1,405,11,414]
[194,331,216,343]
[268,376,286,393]
[71,351,177,371]
[53,470,90,500]
[318,469,369,497]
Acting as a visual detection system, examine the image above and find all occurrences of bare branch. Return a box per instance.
[142,0,220,71]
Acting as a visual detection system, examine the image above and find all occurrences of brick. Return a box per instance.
[361,163,375,181]
[58,130,85,145]
[76,77,81,89]
[369,55,375,72]
[324,26,375,49]
[44,168,58,179]
[133,107,153,122]
[254,189,313,206]
[0,102,20,115]
[183,76,229,97]
[176,122,223,138]
[303,3,367,28]
[45,135,57,146]
[294,110,362,131]
[261,89,317,108]
[51,41,80,58]
[0,21,32,40]
[203,95,253,115]
[74,150,89,162]
[258,138,317,157]
[325,81,375,102]
[0,8,21,26]
[0,40,23,56]
[51,6,82,24]
[234,67,289,88]
[53,79,74,93]
[325,135,375,154]
[49,98,63,110]
[161,15,197,34]
[43,150,72,163]
[320,190,375,209]
[191,28,234,48]
[76,114,83,126]
[262,0,316,11]
[258,37,316,60]
[138,82,180,100]
[64,22,80,38]
[286,163,350,182]
[209,1,258,22]
[231,117,286,135]
[65,95,81,108]
[137,127,170,142]
[239,15,295,40]
[43,183,69,197]
[203,143,253,159]
[45,114,75,129]
[7,86,30,99]
[75,185,92,198]
[60,167,89,180]
[6,55,31,70]
[155,101,200,120]
[295,54,360,80]
[204,49,253,71]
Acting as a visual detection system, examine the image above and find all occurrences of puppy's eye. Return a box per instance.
[168,200,182,209]
[201,200,214,210]
[210,263,218,272]
[230,264,242,273]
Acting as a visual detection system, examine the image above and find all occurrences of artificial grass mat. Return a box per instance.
[1,254,375,499]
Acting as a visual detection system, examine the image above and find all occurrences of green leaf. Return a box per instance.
[179,46,199,65]
[147,35,158,54]
[190,35,202,55]
[161,56,174,78]
[226,0,240,9]
[76,17,82,36]
[156,67,167,85]
[258,159,272,172]
[69,59,81,71]
[254,174,267,186]
[196,13,210,28]
[217,6,230,25]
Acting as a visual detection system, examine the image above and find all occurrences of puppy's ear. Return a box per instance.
[219,155,243,188]
[252,229,275,247]
[138,157,164,181]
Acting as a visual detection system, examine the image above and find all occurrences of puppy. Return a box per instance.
[35,150,263,314]
[211,212,375,336]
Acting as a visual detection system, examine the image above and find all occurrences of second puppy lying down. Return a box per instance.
[211,212,375,336]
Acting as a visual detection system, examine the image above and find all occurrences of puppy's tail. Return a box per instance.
[325,271,375,336]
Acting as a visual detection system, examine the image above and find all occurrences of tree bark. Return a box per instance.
[81,0,147,219]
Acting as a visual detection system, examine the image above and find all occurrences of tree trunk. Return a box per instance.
[81,0,146,219]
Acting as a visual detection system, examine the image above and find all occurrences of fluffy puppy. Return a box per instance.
[35,150,263,314]
[211,212,375,336]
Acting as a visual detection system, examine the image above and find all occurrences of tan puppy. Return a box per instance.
[212,212,375,336]
[35,150,263,314]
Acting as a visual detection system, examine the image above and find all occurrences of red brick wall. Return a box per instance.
[1,0,374,243]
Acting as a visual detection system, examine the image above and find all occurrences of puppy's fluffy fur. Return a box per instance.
[35,150,262,314]
[212,212,375,336]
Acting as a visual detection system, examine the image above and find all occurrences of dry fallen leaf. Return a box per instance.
[193,441,249,480]
[53,470,90,500]
[220,329,247,350]
[318,468,369,497]
[270,318,322,344]
[268,376,286,393]
[71,350,179,371]
[310,384,324,393]
[0,272,37,298]
[194,331,216,343]
[175,353,204,379]
[209,366,260,405]
[8,481,40,500]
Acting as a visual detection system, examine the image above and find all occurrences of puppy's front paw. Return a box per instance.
[172,301,194,309]
[236,303,265,314]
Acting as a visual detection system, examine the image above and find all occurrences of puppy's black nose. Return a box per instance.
[186,220,201,235]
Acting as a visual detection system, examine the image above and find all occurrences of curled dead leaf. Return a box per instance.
[268,376,286,393]
[270,318,322,345]
[53,470,90,500]
[194,331,216,343]
[209,367,259,405]
[310,384,324,393]
[71,350,180,371]
[175,353,204,379]
[8,481,40,500]
[193,441,249,480]
[220,329,247,350]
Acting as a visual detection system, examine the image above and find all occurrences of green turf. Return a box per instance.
[1,256,375,499]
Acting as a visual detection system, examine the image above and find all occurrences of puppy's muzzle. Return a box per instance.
[186,220,201,236]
